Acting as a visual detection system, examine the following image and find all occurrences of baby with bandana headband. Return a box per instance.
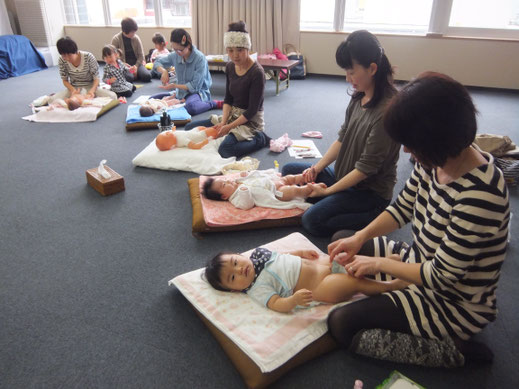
[204,248,406,313]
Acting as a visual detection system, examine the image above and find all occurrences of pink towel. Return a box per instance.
[302,131,322,138]
[270,133,293,153]
[199,174,303,227]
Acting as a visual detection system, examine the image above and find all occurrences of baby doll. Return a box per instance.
[155,126,218,150]
[202,170,327,210]
[139,96,184,117]
[204,247,405,313]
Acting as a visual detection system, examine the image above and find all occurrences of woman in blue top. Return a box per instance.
[152,29,221,116]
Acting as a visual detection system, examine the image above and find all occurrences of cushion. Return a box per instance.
[125,104,191,131]
[193,310,336,389]
[199,173,306,224]
[132,136,236,175]
[97,98,120,118]
[169,232,361,388]
[188,178,302,235]
[22,98,119,123]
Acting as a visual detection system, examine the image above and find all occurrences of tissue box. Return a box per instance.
[86,165,125,196]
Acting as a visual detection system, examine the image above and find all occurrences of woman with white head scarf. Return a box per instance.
[184,21,270,158]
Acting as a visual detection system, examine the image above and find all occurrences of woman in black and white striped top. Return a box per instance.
[327,72,510,362]
[50,37,116,103]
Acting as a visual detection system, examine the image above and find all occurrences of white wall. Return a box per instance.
[64,26,519,89]
[301,31,519,89]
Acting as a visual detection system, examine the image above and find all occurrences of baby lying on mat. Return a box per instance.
[139,96,185,117]
[204,247,404,313]
[64,93,100,110]
[156,127,218,150]
[43,93,109,111]
[203,169,325,210]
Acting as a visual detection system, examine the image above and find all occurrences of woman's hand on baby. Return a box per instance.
[328,234,363,264]
[292,289,313,307]
[302,166,318,183]
[216,124,232,138]
[108,77,116,84]
[346,255,382,278]
[307,183,328,198]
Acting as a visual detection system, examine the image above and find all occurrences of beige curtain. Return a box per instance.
[192,0,300,55]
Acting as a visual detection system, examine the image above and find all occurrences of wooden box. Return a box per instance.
[85,165,125,196]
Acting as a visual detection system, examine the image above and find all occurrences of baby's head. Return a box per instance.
[203,177,239,201]
[66,96,81,111]
[152,32,166,50]
[155,129,177,151]
[204,252,255,292]
[139,106,154,117]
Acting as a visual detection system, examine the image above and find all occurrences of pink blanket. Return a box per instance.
[199,174,304,227]
[169,232,364,373]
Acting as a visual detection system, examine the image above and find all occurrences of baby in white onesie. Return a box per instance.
[202,169,326,210]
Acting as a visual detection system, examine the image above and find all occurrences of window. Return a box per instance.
[450,0,519,29]
[300,0,519,39]
[343,0,433,34]
[62,0,192,27]
[108,0,154,26]
[446,0,519,38]
[161,0,191,27]
[300,0,335,31]
[63,0,104,25]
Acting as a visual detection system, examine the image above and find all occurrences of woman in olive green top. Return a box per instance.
[281,30,400,237]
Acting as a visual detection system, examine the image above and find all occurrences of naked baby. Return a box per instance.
[139,95,185,117]
[155,126,219,150]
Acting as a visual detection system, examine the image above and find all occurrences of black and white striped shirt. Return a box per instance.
[385,149,510,340]
[58,51,99,88]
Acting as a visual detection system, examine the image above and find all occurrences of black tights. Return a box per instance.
[327,294,410,349]
[116,85,136,98]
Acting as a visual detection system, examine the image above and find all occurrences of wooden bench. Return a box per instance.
[207,58,300,95]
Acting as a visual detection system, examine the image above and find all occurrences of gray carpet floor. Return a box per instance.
[1,67,518,388]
